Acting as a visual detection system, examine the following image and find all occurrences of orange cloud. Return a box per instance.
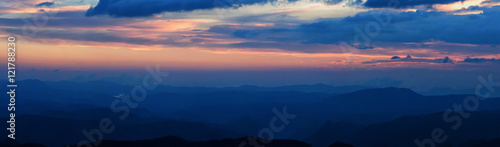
[434,0,498,12]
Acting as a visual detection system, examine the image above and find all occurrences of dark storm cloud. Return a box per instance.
[85,0,300,17]
[208,10,446,45]
[35,1,55,7]
[363,0,463,8]
[207,6,500,53]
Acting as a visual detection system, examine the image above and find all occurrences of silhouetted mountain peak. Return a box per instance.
[318,87,426,116]
[239,85,259,88]
[335,87,422,99]
[325,120,360,127]
[357,87,419,95]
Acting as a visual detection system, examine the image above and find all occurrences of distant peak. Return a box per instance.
[18,79,48,87]
[374,87,419,93]
[382,87,419,93]
[239,85,259,88]
[380,87,414,91]
[312,83,328,86]
[340,87,422,98]
[19,79,44,83]
[324,120,359,126]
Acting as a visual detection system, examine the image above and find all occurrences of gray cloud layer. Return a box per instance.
[35,1,55,7]
[86,0,300,17]
[363,0,463,8]
[84,0,464,17]
[208,6,500,53]
[363,55,454,64]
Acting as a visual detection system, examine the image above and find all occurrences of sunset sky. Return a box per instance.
[1,0,500,89]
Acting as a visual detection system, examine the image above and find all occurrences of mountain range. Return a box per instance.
[3,80,500,147]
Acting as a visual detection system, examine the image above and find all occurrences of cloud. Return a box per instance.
[3,28,150,44]
[324,0,345,5]
[363,0,463,8]
[352,43,374,49]
[209,10,442,45]
[390,56,401,59]
[228,42,347,53]
[207,6,500,53]
[0,16,137,28]
[86,0,300,17]
[461,57,500,63]
[481,0,500,5]
[6,0,499,57]
[363,55,455,64]
[35,1,55,7]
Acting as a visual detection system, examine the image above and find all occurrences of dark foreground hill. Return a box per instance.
[306,110,500,147]
[459,137,500,147]
[0,139,46,147]
[0,114,242,147]
[306,121,364,147]
[69,136,311,147]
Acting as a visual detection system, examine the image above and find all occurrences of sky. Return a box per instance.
[1,0,500,90]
